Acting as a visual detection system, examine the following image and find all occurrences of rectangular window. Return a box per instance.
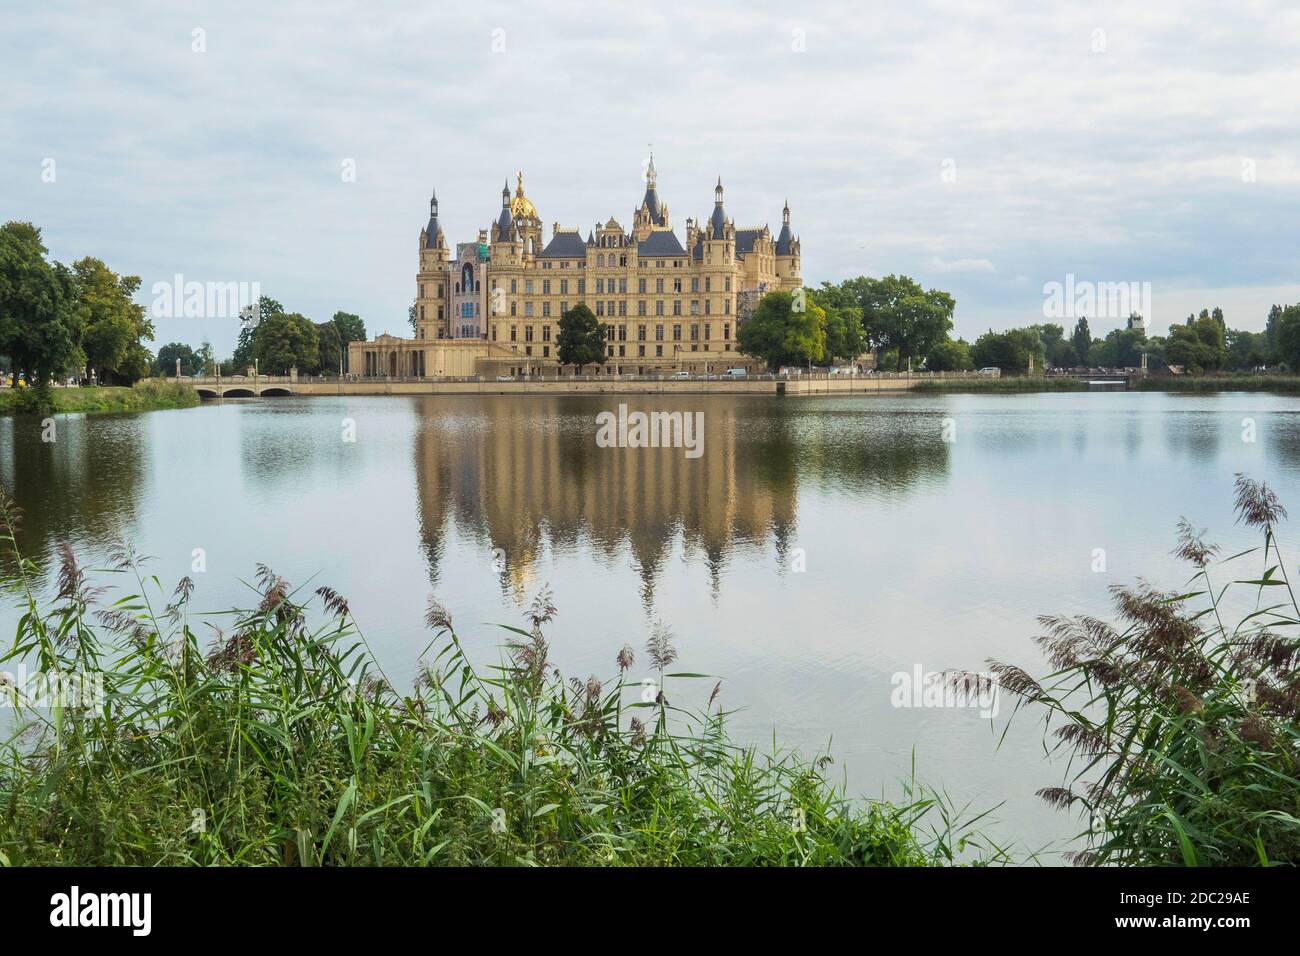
[638,301,647,316]
[724,323,730,340]
[637,324,647,341]
[525,302,534,317]
[578,279,586,294]
[511,279,517,293]
[543,325,551,342]
[543,279,551,294]
[560,279,569,294]
[638,278,647,294]
[672,324,681,341]
[673,300,681,316]
[655,345,663,356]
[525,326,534,342]
[525,279,534,294]
[656,278,664,294]
[725,277,732,292]
[542,302,551,317]
[655,324,664,341]
[510,326,517,342]
[656,300,664,316]
[705,300,711,315]
[596,301,604,316]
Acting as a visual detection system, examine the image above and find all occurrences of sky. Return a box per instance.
[3,0,1299,358]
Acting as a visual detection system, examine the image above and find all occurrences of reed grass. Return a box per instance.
[970,474,1300,865]
[0,487,1001,867]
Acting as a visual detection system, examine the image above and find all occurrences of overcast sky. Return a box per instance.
[3,0,1299,356]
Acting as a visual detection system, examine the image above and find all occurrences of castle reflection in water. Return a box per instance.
[409,395,950,604]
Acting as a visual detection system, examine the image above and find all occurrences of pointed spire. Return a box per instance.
[502,180,510,204]
[710,177,727,238]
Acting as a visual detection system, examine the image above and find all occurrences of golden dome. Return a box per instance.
[510,170,538,220]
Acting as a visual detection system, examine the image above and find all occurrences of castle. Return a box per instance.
[347,157,801,378]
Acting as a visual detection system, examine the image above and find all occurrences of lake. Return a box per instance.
[4,390,1299,857]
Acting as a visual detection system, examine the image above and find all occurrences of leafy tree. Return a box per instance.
[971,330,1032,373]
[232,295,284,371]
[196,340,215,376]
[1047,339,1079,368]
[1273,304,1300,371]
[737,290,826,371]
[315,321,342,375]
[555,303,607,372]
[1224,328,1268,371]
[854,275,954,371]
[1070,317,1092,366]
[924,337,972,371]
[1164,315,1225,372]
[408,300,417,334]
[253,311,319,374]
[0,221,84,401]
[156,342,201,376]
[331,311,366,371]
[73,256,154,384]
[809,283,864,362]
[1089,327,1147,368]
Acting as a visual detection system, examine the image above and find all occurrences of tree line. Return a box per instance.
[1,221,154,403]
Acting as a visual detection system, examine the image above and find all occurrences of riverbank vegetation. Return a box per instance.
[0,380,199,416]
[973,475,1300,866]
[0,488,1000,867]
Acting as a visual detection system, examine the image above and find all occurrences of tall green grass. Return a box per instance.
[1136,374,1300,393]
[0,379,199,416]
[975,475,1300,865]
[0,488,1001,867]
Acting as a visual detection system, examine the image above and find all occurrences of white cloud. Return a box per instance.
[1,0,1297,355]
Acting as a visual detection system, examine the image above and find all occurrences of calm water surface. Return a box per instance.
[5,390,1300,857]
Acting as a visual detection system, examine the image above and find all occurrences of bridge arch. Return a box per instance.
[222,387,255,398]
[196,388,219,398]
[260,387,293,396]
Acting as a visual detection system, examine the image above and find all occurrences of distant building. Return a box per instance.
[349,158,802,377]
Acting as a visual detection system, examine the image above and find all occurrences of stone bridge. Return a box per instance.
[188,375,297,398]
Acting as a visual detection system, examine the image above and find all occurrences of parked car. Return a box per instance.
[724,368,747,378]
[977,367,1001,376]
[495,375,515,382]
[671,370,691,379]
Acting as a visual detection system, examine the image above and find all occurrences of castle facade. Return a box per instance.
[349,158,801,378]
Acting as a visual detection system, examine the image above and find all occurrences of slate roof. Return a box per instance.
[775,222,794,256]
[636,229,686,256]
[539,231,589,258]
[642,186,664,225]
[735,229,760,257]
